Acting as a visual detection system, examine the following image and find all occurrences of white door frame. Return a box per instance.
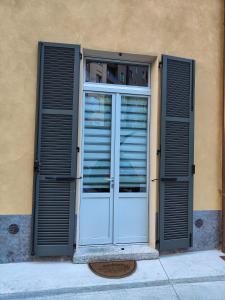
[113,93,151,243]
[77,60,151,247]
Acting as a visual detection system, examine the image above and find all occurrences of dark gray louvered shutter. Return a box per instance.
[33,42,80,256]
[159,55,195,251]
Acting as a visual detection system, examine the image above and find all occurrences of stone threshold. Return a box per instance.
[73,244,159,263]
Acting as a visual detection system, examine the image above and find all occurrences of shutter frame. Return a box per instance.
[32,42,80,256]
[159,55,195,251]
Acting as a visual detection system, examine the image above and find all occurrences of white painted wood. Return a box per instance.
[114,196,149,243]
[79,72,150,246]
[79,196,112,245]
[113,93,121,244]
[83,82,151,96]
[79,93,114,245]
[113,94,149,244]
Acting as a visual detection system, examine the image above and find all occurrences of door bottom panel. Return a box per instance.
[114,195,149,244]
[79,195,112,245]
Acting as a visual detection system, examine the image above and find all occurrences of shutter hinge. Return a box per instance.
[157,148,161,156]
[156,239,160,248]
[34,160,39,172]
[189,232,193,247]
[80,52,83,60]
[191,97,194,111]
[156,212,160,249]
[158,61,162,69]
[192,164,195,175]
[76,146,80,153]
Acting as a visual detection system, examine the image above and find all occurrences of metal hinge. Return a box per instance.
[76,146,80,153]
[157,148,161,156]
[80,52,82,60]
[158,61,162,69]
[189,232,193,247]
[34,160,39,172]
[156,212,160,248]
[192,164,195,175]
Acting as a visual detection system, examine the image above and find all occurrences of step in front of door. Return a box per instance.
[73,244,159,264]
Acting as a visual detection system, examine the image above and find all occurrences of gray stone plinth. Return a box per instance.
[0,215,32,263]
[0,210,221,264]
[73,244,159,263]
[193,210,221,250]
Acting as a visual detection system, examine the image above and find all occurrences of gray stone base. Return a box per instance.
[193,210,221,250]
[0,215,32,263]
[73,244,159,263]
[0,210,222,263]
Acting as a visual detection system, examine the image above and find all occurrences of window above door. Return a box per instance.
[86,60,149,87]
[83,50,152,95]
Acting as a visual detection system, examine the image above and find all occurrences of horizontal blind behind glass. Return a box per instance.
[83,93,112,193]
[119,96,148,192]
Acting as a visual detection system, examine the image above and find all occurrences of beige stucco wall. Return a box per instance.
[0,0,223,215]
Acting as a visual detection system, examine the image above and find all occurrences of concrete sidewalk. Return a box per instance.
[1,250,225,299]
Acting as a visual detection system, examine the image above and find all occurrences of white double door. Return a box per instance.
[79,91,149,245]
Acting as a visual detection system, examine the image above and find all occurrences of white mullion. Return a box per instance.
[77,90,86,246]
[83,82,150,96]
[109,93,116,243]
[147,96,151,195]
[146,95,150,243]
[79,91,86,199]
[113,93,121,243]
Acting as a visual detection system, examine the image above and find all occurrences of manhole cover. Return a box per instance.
[89,260,136,278]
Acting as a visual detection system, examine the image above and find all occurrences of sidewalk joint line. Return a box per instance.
[159,258,181,300]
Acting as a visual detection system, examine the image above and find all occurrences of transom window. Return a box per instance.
[86,60,149,87]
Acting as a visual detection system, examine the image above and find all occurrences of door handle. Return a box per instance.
[45,176,82,181]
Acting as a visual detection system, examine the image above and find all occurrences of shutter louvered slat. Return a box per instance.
[159,55,194,251]
[40,114,73,176]
[37,181,70,246]
[33,43,80,256]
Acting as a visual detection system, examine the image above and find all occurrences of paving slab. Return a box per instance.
[174,281,225,300]
[0,259,167,299]
[160,250,225,281]
[26,285,179,300]
[1,250,225,299]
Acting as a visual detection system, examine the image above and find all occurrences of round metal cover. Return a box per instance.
[195,218,203,228]
[8,224,19,234]
[88,260,136,278]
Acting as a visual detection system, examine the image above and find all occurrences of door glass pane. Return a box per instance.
[86,60,149,87]
[119,96,148,192]
[83,93,112,193]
